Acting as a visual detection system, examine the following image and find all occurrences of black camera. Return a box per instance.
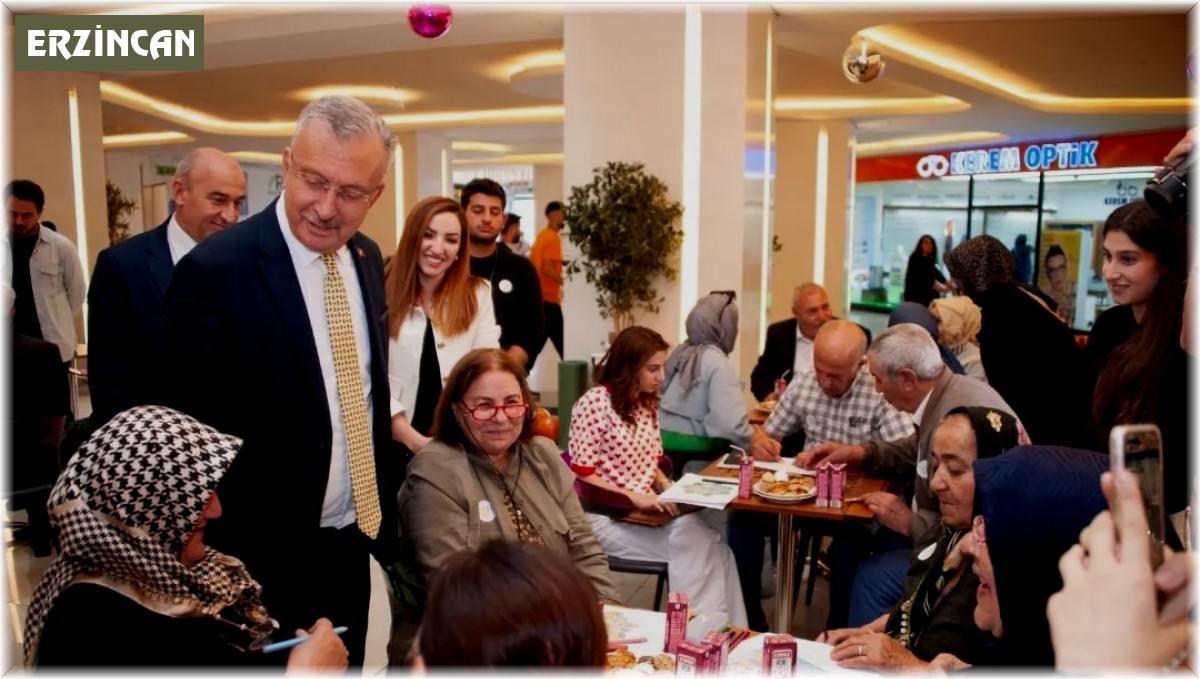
[1145,153,1191,219]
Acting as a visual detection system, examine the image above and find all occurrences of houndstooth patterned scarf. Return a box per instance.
[23,405,270,666]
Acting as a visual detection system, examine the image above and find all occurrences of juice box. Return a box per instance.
[664,592,689,654]
[762,634,797,677]
[829,463,846,509]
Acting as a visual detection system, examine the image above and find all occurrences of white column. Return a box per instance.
[771,120,855,319]
[532,163,563,233]
[562,6,759,360]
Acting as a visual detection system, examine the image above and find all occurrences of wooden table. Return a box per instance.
[699,460,889,634]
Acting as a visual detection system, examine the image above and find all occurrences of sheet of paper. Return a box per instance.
[716,454,817,476]
[657,473,739,510]
[603,604,666,658]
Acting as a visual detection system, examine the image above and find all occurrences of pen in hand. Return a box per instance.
[261,626,348,653]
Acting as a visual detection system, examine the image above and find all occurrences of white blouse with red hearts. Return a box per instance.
[568,385,664,495]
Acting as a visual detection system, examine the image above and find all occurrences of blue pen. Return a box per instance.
[261,626,349,654]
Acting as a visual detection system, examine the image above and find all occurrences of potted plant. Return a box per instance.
[105,180,136,245]
[563,161,684,334]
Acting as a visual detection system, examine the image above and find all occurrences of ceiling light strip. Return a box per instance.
[860,26,1191,114]
[856,131,1007,155]
[100,81,565,136]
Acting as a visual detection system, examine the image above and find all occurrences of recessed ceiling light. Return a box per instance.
[229,151,284,165]
[102,131,194,148]
[451,141,510,154]
[856,131,1007,155]
[294,85,421,106]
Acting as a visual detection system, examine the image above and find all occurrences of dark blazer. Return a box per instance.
[154,201,398,634]
[750,319,798,401]
[86,220,174,424]
[749,318,873,401]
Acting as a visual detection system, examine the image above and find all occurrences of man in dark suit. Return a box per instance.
[87,148,246,425]
[750,283,834,401]
[155,97,397,665]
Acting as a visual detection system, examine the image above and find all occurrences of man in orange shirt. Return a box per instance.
[530,201,565,362]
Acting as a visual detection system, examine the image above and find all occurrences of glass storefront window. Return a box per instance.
[851,167,1155,331]
[851,179,967,307]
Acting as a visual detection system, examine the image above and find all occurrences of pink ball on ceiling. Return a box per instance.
[408,5,453,39]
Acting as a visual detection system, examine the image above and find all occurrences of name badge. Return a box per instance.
[917,542,937,561]
[478,500,496,523]
[498,279,514,293]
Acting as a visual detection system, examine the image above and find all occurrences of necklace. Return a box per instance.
[472,448,543,545]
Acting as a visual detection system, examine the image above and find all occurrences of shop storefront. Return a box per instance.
[850,129,1183,331]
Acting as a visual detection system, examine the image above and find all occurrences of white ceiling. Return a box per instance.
[13,3,1192,158]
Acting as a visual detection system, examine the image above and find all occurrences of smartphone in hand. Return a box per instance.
[1109,424,1166,570]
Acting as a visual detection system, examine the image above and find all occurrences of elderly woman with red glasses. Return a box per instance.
[395,348,619,610]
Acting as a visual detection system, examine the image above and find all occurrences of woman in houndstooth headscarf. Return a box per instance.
[24,405,347,669]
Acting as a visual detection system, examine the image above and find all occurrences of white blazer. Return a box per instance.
[388,282,501,419]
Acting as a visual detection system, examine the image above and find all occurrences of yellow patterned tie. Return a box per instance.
[321,253,381,539]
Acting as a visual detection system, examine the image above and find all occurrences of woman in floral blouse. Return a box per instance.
[569,326,746,627]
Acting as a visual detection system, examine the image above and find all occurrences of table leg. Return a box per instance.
[774,514,795,633]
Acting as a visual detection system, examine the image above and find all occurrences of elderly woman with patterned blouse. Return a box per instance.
[569,326,747,628]
[26,406,347,669]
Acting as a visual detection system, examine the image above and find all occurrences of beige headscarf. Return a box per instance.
[931,296,982,351]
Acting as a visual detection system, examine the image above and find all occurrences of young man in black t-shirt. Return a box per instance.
[461,179,546,372]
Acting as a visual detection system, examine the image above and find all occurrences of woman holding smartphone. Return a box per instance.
[1085,199,1189,520]
[569,326,747,628]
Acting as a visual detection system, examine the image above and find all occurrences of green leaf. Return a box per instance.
[563,162,684,325]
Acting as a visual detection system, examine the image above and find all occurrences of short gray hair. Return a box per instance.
[292,96,396,158]
[868,323,945,381]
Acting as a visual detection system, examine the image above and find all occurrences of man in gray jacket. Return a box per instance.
[797,323,1023,627]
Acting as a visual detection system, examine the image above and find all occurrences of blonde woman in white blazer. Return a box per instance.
[386,197,501,457]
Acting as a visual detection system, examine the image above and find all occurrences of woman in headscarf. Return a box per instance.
[944,235,1089,446]
[822,406,1019,671]
[930,296,987,383]
[887,302,965,376]
[933,446,1109,669]
[25,405,348,669]
[659,291,753,450]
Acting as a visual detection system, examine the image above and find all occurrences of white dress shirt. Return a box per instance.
[792,325,815,377]
[389,282,501,420]
[275,195,373,529]
[166,214,198,265]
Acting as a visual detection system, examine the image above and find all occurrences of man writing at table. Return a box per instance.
[733,320,912,631]
[795,323,1023,629]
